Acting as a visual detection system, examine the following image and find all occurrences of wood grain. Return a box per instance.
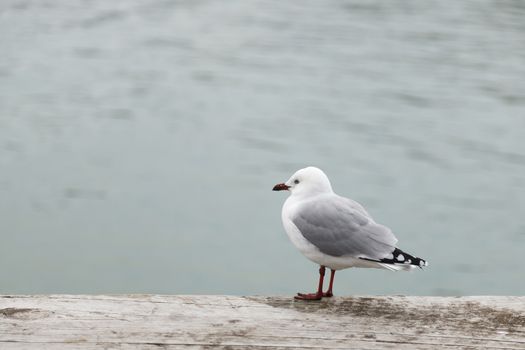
[1,295,524,349]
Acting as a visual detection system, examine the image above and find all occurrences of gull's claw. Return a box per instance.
[294,292,323,301]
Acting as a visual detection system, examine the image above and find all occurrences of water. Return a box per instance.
[1,0,524,296]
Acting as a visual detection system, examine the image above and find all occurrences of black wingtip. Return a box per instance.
[361,248,428,268]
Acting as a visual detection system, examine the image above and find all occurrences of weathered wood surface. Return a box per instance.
[1,295,524,349]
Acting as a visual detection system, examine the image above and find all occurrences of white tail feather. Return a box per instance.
[378,263,418,271]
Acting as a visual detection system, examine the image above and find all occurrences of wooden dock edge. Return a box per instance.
[1,295,524,349]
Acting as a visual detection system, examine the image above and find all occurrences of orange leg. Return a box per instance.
[323,269,336,297]
[295,266,325,301]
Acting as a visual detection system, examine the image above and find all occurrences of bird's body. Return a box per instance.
[273,166,427,300]
[282,193,385,271]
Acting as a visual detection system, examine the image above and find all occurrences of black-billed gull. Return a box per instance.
[273,166,427,300]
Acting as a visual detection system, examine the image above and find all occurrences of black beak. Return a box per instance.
[272,183,290,191]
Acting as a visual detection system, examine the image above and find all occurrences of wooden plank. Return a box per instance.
[1,295,524,349]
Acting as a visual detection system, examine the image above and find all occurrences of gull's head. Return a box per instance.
[272,166,333,197]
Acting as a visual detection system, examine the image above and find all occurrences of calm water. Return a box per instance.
[1,0,524,296]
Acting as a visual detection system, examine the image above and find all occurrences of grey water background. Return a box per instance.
[1,0,524,296]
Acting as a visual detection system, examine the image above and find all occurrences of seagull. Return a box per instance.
[273,166,427,300]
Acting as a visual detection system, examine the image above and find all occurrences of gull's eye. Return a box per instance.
[294,179,300,184]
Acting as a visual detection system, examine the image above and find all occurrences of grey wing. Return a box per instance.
[292,196,398,259]
[342,196,370,217]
